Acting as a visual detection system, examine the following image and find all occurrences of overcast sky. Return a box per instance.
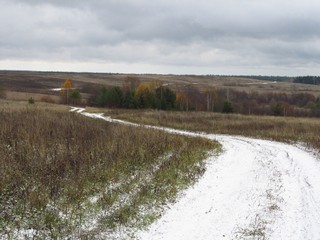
[1,0,320,75]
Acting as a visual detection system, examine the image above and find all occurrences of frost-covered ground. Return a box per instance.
[71,107,320,240]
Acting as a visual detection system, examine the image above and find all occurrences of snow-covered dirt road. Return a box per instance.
[139,136,320,240]
[71,107,320,240]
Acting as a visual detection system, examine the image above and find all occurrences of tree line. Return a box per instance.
[14,77,320,118]
[89,78,176,110]
[214,89,320,117]
[80,77,320,117]
[2,76,319,117]
[293,76,320,85]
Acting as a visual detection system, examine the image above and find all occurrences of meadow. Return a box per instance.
[0,102,219,239]
[2,71,320,118]
[103,109,320,152]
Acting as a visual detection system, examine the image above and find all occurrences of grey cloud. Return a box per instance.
[1,0,320,75]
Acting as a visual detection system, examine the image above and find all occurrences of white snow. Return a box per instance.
[244,81,278,85]
[70,107,85,113]
[51,87,76,91]
[70,107,320,240]
[138,137,320,240]
[50,88,62,91]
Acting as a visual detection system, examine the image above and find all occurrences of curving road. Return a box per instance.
[139,135,320,240]
[71,107,320,240]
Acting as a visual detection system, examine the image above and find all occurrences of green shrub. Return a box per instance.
[222,101,233,113]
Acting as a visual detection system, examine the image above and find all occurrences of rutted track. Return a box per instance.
[71,107,320,240]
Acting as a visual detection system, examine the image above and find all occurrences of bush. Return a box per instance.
[68,89,82,105]
[222,101,233,113]
[28,97,35,104]
[272,102,283,116]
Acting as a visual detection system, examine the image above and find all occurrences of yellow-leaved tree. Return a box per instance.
[61,79,74,104]
[134,81,161,108]
[176,91,188,111]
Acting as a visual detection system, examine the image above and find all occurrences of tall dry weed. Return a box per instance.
[0,106,218,238]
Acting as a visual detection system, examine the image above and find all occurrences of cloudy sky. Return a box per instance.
[1,0,320,75]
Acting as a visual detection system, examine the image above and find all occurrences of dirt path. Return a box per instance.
[71,107,320,240]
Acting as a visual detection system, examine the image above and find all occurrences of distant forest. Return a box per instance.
[241,75,320,85]
[83,77,320,118]
[293,76,320,85]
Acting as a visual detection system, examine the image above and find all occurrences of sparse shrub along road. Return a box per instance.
[72,107,320,240]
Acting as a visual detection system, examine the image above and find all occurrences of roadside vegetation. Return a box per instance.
[104,109,320,152]
[0,103,219,239]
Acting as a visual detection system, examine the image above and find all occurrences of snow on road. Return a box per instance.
[139,136,320,240]
[71,107,320,240]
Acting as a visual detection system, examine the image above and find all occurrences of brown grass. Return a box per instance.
[0,103,218,239]
[0,99,68,112]
[104,109,320,152]
[5,91,61,103]
[2,70,320,97]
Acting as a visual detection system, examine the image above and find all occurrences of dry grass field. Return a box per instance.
[0,101,219,239]
[103,109,320,153]
[2,70,320,100]
[4,91,60,102]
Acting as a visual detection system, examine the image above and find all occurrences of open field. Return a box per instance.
[0,102,218,239]
[2,70,320,98]
[0,99,68,112]
[4,91,60,103]
[102,109,320,152]
[1,71,320,117]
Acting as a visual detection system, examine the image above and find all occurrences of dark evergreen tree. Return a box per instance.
[97,86,122,108]
[155,86,176,110]
[272,102,283,116]
[69,89,82,105]
[222,101,234,113]
[122,90,136,108]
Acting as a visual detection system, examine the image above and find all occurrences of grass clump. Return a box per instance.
[0,104,218,239]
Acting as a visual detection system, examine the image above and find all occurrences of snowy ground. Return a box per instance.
[71,107,320,240]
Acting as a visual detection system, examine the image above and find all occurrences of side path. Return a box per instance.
[70,107,320,240]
